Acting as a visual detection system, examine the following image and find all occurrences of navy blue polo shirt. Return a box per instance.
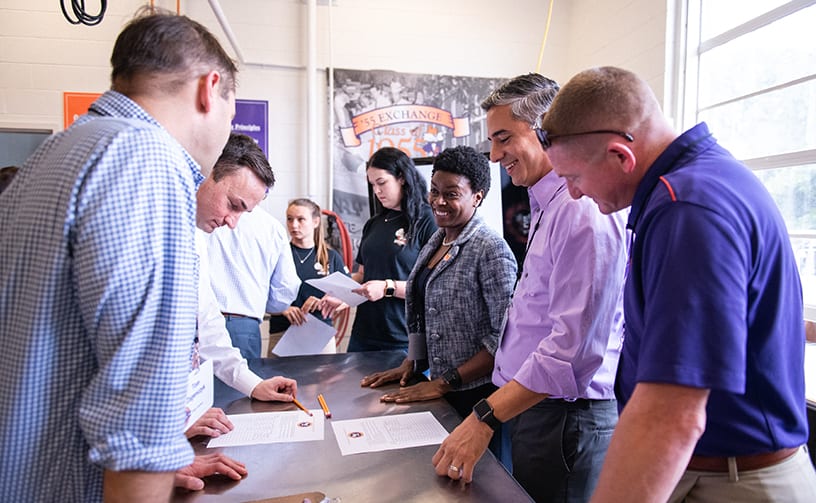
[619,122,807,456]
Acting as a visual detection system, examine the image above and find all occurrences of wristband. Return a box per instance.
[473,398,501,432]
[384,279,395,298]
[441,368,462,389]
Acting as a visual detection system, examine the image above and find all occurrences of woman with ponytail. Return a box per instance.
[267,199,349,348]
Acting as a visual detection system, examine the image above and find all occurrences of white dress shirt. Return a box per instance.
[196,230,262,396]
[206,206,300,318]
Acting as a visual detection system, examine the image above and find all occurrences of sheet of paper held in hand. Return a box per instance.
[305,271,367,307]
[207,410,325,448]
[330,411,449,456]
[273,314,336,357]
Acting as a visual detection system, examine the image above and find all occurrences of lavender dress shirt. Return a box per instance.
[493,169,627,399]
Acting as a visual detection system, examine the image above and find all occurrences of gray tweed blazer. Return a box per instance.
[405,214,517,391]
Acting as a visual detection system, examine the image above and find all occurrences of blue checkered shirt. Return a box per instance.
[0,91,202,501]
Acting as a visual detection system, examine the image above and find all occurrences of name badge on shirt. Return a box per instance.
[184,359,214,431]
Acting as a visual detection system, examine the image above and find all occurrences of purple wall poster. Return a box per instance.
[232,99,268,156]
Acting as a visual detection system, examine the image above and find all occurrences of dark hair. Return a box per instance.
[0,165,19,194]
[111,8,238,98]
[366,147,429,240]
[481,73,560,128]
[432,146,490,197]
[212,133,275,188]
[288,198,330,274]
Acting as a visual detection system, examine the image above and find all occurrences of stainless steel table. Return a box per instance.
[174,351,532,502]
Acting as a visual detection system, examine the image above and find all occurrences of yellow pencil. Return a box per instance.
[292,397,313,417]
[317,393,331,418]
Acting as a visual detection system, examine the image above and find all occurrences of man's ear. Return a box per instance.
[197,71,222,113]
[608,141,637,174]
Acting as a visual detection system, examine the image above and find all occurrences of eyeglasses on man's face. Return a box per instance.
[535,128,634,150]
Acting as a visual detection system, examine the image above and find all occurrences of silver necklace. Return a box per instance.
[442,236,457,246]
[384,211,403,222]
[293,246,315,264]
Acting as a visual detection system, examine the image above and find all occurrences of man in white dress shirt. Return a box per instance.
[204,175,300,359]
[173,133,299,491]
[195,133,298,401]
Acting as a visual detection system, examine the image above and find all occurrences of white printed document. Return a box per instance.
[207,410,325,448]
[273,314,336,356]
[330,411,449,456]
[305,271,367,307]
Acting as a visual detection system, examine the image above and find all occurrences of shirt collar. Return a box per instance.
[627,122,716,231]
[528,169,566,213]
[86,90,206,188]
[86,90,159,125]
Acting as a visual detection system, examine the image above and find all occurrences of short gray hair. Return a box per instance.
[480,73,560,128]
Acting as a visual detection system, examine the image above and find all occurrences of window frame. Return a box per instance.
[671,0,816,321]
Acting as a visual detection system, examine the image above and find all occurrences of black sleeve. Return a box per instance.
[329,248,349,276]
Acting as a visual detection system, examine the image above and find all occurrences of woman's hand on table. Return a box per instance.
[380,379,449,404]
[361,359,413,388]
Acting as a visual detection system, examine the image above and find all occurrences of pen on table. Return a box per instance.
[317,393,332,418]
[292,397,313,417]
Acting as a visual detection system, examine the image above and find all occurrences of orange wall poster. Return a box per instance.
[63,92,101,129]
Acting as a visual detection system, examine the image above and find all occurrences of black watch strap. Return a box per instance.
[441,368,462,389]
[472,398,501,431]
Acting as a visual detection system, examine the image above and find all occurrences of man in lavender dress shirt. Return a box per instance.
[432,73,628,502]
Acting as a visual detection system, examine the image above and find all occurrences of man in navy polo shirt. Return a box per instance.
[541,66,816,502]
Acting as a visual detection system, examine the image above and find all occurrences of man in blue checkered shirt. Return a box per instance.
[0,10,238,501]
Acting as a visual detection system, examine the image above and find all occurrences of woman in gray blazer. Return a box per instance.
[361,146,517,459]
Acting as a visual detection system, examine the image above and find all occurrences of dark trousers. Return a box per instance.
[508,398,617,503]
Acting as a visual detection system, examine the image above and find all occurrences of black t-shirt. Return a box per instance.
[268,244,348,333]
[351,205,436,348]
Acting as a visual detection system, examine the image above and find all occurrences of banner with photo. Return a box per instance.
[331,68,512,257]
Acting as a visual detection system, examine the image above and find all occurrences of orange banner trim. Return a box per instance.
[340,104,470,147]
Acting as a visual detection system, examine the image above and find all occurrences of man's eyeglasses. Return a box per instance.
[535,128,634,150]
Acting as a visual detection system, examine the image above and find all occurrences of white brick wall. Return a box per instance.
[0,0,668,219]
[561,0,668,99]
